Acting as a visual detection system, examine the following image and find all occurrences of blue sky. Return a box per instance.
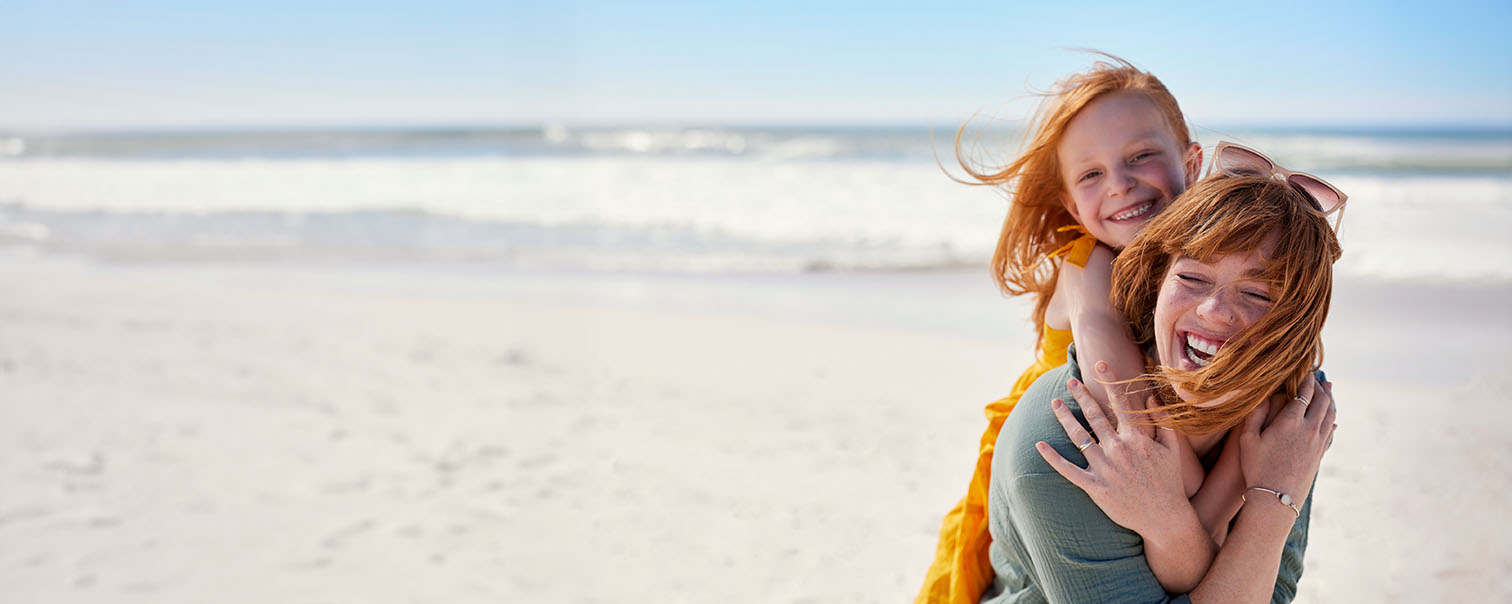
[2,0,1509,130]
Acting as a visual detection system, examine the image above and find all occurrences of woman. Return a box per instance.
[981,153,1345,603]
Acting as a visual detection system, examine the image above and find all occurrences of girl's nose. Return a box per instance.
[1107,167,1137,197]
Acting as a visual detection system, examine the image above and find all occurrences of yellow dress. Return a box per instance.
[914,226,1096,604]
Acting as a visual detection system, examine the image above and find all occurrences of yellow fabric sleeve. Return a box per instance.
[1051,225,1099,269]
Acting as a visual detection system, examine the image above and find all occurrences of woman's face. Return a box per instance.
[1152,242,1277,403]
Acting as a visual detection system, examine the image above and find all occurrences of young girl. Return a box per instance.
[916,55,1234,602]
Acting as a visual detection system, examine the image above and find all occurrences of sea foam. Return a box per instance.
[0,127,1507,281]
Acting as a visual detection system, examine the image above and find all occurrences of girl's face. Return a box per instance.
[1152,244,1276,404]
[1057,92,1201,248]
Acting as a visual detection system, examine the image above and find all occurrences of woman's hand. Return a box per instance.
[1036,362,1191,538]
[1039,362,1218,592]
[1239,376,1338,506]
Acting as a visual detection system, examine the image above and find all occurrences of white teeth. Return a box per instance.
[1185,344,1212,368]
[1111,202,1153,221]
[1185,333,1220,355]
[1184,333,1221,368]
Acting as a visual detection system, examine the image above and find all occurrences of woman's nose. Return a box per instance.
[1196,289,1238,326]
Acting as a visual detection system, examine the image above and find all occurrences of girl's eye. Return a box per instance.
[1245,290,1273,303]
[1131,151,1157,162]
[1078,170,1101,183]
[1177,274,1208,286]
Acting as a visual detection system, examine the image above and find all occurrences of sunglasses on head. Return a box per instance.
[1210,141,1347,216]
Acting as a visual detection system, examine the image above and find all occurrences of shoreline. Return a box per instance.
[9,256,1506,385]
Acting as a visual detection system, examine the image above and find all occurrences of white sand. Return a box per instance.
[2,263,1509,602]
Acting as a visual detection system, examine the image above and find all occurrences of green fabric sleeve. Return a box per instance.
[1005,472,1192,603]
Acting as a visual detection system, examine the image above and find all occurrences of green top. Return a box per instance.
[981,345,1311,604]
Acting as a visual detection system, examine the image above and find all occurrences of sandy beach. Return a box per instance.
[2,261,1509,602]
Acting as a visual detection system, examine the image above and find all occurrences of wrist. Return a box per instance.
[1236,491,1301,536]
[1137,501,1205,548]
[1242,486,1301,519]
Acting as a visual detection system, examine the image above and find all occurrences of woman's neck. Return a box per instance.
[1188,431,1226,459]
[1140,346,1230,459]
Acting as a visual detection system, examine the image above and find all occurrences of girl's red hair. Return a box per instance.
[955,53,1193,332]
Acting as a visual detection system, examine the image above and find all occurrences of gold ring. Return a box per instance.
[1076,438,1096,453]
[1294,396,1310,407]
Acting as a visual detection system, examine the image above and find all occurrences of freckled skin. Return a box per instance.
[1153,243,1277,400]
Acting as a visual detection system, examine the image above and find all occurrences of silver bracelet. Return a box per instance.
[1242,486,1301,518]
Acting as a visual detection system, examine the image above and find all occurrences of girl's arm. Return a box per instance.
[1054,245,1146,416]
[1190,392,1298,546]
[1188,430,1246,545]
[1057,246,1208,501]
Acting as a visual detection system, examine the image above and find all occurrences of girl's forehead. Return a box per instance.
[1065,92,1182,141]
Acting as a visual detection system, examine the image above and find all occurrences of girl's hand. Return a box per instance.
[1036,362,1191,538]
[1239,376,1338,505]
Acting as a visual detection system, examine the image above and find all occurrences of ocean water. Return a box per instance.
[0,125,1508,282]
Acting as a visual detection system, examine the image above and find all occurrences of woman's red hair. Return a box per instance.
[1112,174,1343,434]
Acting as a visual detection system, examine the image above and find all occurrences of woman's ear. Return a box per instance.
[1183,142,1204,187]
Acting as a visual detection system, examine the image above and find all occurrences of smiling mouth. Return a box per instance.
[1108,200,1155,223]
[1183,332,1225,368]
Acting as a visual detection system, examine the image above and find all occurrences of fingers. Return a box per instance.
[1093,361,1133,412]
[1304,375,1331,422]
[1291,376,1316,417]
[1144,395,1174,446]
[1321,380,1338,440]
[1143,391,1172,426]
[1171,427,1195,456]
[1320,389,1338,437]
[1050,397,1102,459]
[1150,422,1174,446]
[1244,398,1270,437]
[1066,378,1118,440]
[1036,441,1097,491]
